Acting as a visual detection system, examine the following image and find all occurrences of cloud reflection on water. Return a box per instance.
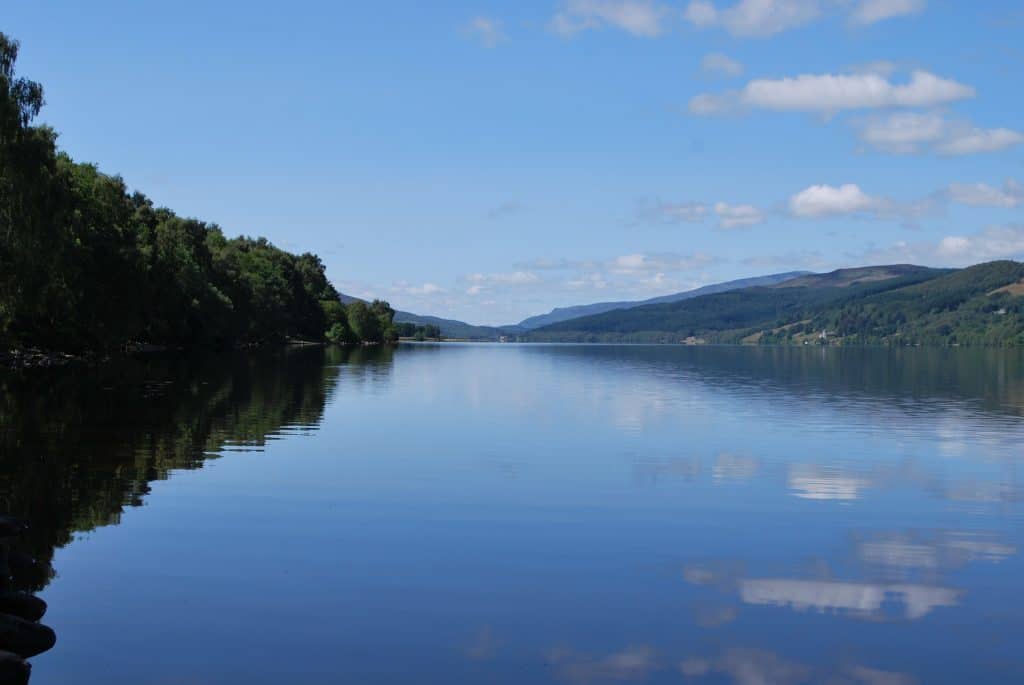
[547,645,657,683]
[739,578,959,620]
[679,649,918,685]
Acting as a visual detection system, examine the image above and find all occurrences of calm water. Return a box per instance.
[3,344,1024,684]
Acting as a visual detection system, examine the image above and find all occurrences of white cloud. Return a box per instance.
[858,112,1024,155]
[662,202,708,222]
[551,0,671,37]
[462,16,506,47]
[947,179,1023,208]
[715,201,764,228]
[936,127,1024,156]
[683,0,719,27]
[701,52,744,77]
[609,252,716,273]
[466,271,540,286]
[405,282,445,296]
[688,92,735,115]
[861,224,1024,266]
[684,0,821,37]
[789,183,886,217]
[684,0,925,36]
[691,70,973,116]
[638,200,708,223]
[856,111,947,153]
[523,252,719,296]
[743,70,972,113]
[848,0,926,26]
[567,272,610,289]
[935,225,1024,262]
[787,182,942,224]
[517,257,582,271]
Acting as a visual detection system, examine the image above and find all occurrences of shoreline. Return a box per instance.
[5,339,1019,371]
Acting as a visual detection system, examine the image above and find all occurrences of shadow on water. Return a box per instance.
[0,345,393,595]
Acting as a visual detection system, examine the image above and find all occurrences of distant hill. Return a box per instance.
[338,293,506,340]
[769,264,930,289]
[515,271,811,329]
[338,271,810,340]
[389,312,509,340]
[524,262,1024,346]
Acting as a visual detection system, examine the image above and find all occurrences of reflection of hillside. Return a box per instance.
[0,346,391,592]
[521,344,1024,419]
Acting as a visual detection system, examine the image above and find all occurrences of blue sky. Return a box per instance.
[6,1,1024,325]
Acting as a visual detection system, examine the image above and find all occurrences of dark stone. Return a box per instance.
[0,594,46,623]
[0,614,56,659]
[0,651,29,685]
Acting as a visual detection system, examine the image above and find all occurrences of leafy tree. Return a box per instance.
[346,301,382,343]
[370,299,397,343]
[1,30,411,354]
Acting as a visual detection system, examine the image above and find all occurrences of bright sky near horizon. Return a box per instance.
[6,1,1024,325]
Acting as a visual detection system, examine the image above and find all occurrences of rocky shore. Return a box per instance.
[0,517,56,684]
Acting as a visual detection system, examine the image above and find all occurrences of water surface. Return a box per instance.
[3,344,1023,684]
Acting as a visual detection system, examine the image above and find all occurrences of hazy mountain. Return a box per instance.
[515,271,811,330]
[338,293,506,340]
[389,312,509,340]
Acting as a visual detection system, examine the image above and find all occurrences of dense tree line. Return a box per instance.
[800,261,1024,347]
[394,322,441,340]
[324,299,398,346]
[0,33,393,354]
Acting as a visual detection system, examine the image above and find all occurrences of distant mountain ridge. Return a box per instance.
[526,262,1024,347]
[340,271,811,340]
[338,293,507,340]
[768,265,930,289]
[342,262,1024,346]
[515,271,811,329]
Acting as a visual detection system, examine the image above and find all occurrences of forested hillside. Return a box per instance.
[1,33,393,355]
[791,261,1024,347]
[528,262,1024,347]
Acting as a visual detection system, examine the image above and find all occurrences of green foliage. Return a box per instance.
[803,261,1024,347]
[529,263,1024,347]
[0,32,400,353]
[345,299,397,344]
[370,299,398,344]
[394,322,441,340]
[392,314,500,340]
